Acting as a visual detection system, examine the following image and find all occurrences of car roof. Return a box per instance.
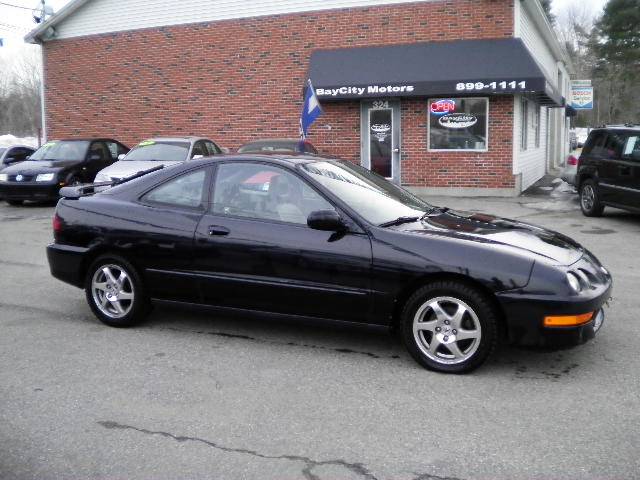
[186,153,332,167]
[141,137,211,143]
[591,125,640,132]
[55,138,125,144]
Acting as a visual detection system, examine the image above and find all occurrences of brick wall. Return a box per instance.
[43,0,515,189]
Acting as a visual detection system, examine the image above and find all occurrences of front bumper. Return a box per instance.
[0,181,61,201]
[497,260,612,347]
[46,243,88,288]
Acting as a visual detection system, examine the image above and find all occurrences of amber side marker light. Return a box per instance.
[544,312,594,327]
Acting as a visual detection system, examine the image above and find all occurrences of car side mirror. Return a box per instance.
[117,154,126,161]
[307,210,346,232]
[192,154,204,159]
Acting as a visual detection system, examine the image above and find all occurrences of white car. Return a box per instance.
[94,137,223,184]
[561,148,582,186]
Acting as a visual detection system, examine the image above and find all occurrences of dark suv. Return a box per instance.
[577,125,640,216]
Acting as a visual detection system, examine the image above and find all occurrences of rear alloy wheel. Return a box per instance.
[401,281,498,373]
[580,179,604,217]
[85,255,150,327]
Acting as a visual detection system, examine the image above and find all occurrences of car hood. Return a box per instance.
[1,159,80,173]
[97,160,182,180]
[392,209,583,266]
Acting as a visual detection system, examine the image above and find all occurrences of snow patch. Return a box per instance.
[0,134,39,148]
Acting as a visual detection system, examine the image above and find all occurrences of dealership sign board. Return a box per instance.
[570,80,594,110]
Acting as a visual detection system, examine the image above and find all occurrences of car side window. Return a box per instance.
[104,141,127,160]
[583,132,606,157]
[206,141,221,155]
[211,163,334,225]
[88,142,110,162]
[603,133,625,160]
[623,135,640,161]
[191,142,207,158]
[8,147,32,161]
[143,169,207,209]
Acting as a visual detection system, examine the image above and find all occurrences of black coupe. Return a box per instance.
[0,138,129,205]
[47,155,612,373]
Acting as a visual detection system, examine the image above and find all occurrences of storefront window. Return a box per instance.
[428,97,488,151]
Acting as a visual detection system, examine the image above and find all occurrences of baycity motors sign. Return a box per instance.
[316,84,415,98]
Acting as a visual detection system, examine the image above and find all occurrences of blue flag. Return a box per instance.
[300,79,322,138]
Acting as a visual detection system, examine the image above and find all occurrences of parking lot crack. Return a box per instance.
[97,420,380,480]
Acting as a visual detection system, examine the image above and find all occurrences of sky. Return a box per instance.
[0,0,610,57]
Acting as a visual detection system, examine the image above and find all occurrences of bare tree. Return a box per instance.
[0,47,42,137]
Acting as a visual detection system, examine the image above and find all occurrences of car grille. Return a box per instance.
[8,174,36,182]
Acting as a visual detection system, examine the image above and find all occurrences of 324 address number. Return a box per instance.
[456,81,527,91]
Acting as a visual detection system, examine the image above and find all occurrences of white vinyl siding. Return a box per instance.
[515,1,557,81]
[514,95,548,191]
[54,0,438,39]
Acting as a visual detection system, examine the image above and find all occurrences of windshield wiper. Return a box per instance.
[421,206,450,219]
[379,216,420,228]
[113,165,165,185]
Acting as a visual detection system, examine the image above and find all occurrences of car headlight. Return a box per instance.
[36,173,55,182]
[567,272,582,293]
[0,173,7,182]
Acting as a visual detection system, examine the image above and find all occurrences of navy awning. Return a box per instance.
[308,38,564,106]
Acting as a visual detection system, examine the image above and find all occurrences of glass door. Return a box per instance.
[361,100,401,184]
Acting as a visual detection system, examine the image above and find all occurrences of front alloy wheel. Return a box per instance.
[412,296,482,365]
[401,281,497,373]
[85,254,150,327]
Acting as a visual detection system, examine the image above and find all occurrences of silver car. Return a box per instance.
[94,137,223,183]
[560,148,582,186]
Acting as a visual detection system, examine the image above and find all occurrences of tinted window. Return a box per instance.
[7,147,33,161]
[206,141,221,155]
[105,141,127,159]
[212,163,334,225]
[30,141,89,161]
[144,169,207,208]
[237,141,300,153]
[582,131,606,156]
[125,141,190,162]
[88,142,111,161]
[302,160,431,225]
[603,133,625,159]
[191,141,207,158]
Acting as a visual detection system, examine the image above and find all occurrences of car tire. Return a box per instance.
[401,281,498,373]
[84,254,151,327]
[6,200,23,206]
[580,179,604,217]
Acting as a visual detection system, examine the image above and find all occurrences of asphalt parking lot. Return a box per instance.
[1,190,639,480]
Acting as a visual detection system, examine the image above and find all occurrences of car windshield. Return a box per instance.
[29,141,89,161]
[238,140,308,153]
[0,148,6,156]
[301,160,433,225]
[124,141,190,162]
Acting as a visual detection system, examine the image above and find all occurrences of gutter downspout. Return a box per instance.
[39,44,46,144]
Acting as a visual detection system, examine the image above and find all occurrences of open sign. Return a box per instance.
[430,99,456,115]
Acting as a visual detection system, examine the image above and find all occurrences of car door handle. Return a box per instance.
[208,225,230,236]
